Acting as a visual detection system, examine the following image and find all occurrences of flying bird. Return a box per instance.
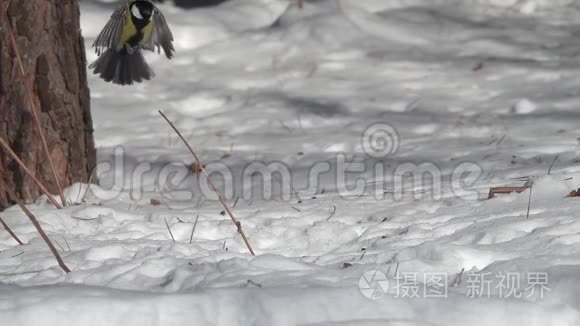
[89,0,175,85]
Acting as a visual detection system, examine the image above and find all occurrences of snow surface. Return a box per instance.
[3,0,580,325]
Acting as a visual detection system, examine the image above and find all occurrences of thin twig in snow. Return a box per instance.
[10,252,24,258]
[326,205,337,221]
[495,134,506,146]
[189,214,199,244]
[246,279,263,288]
[452,268,465,287]
[359,250,366,261]
[164,218,176,242]
[159,110,255,255]
[0,216,24,245]
[54,240,65,252]
[64,237,71,251]
[75,180,84,204]
[547,155,559,175]
[79,172,95,204]
[526,184,533,219]
[15,201,70,273]
[290,184,303,203]
[0,136,62,209]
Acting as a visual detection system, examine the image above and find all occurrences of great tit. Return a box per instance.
[89,0,175,85]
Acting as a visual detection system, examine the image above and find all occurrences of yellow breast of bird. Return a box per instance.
[120,8,136,46]
[141,21,154,42]
[119,7,154,48]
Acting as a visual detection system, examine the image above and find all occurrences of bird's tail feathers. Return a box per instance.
[89,49,154,85]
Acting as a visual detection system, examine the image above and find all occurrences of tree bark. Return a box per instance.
[0,0,95,209]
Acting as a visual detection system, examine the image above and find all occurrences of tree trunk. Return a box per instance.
[0,0,95,209]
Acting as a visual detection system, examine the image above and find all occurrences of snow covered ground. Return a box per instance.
[3,0,580,324]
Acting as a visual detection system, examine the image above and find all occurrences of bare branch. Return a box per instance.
[15,201,70,273]
[326,205,337,221]
[189,214,199,244]
[547,155,559,175]
[164,218,176,242]
[0,216,24,245]
[526,184,533,219]
[0,136,62,209]
[159,110,255,255]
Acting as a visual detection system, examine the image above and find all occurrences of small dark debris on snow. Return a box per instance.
[246,280,263,288]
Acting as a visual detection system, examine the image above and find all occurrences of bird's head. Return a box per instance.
[129,0,155,22]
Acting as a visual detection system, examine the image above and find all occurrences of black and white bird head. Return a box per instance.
[130,0,155,22]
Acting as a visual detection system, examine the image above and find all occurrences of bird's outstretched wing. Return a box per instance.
[93,7,126,55]
[151,8,175,59]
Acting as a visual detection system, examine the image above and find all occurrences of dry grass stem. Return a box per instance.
[15,201,70,273]
[164,218,176,242]
[189,214,199,244]
[159,110,256,255]
[0,136,62,209]
[0,216,24,245]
